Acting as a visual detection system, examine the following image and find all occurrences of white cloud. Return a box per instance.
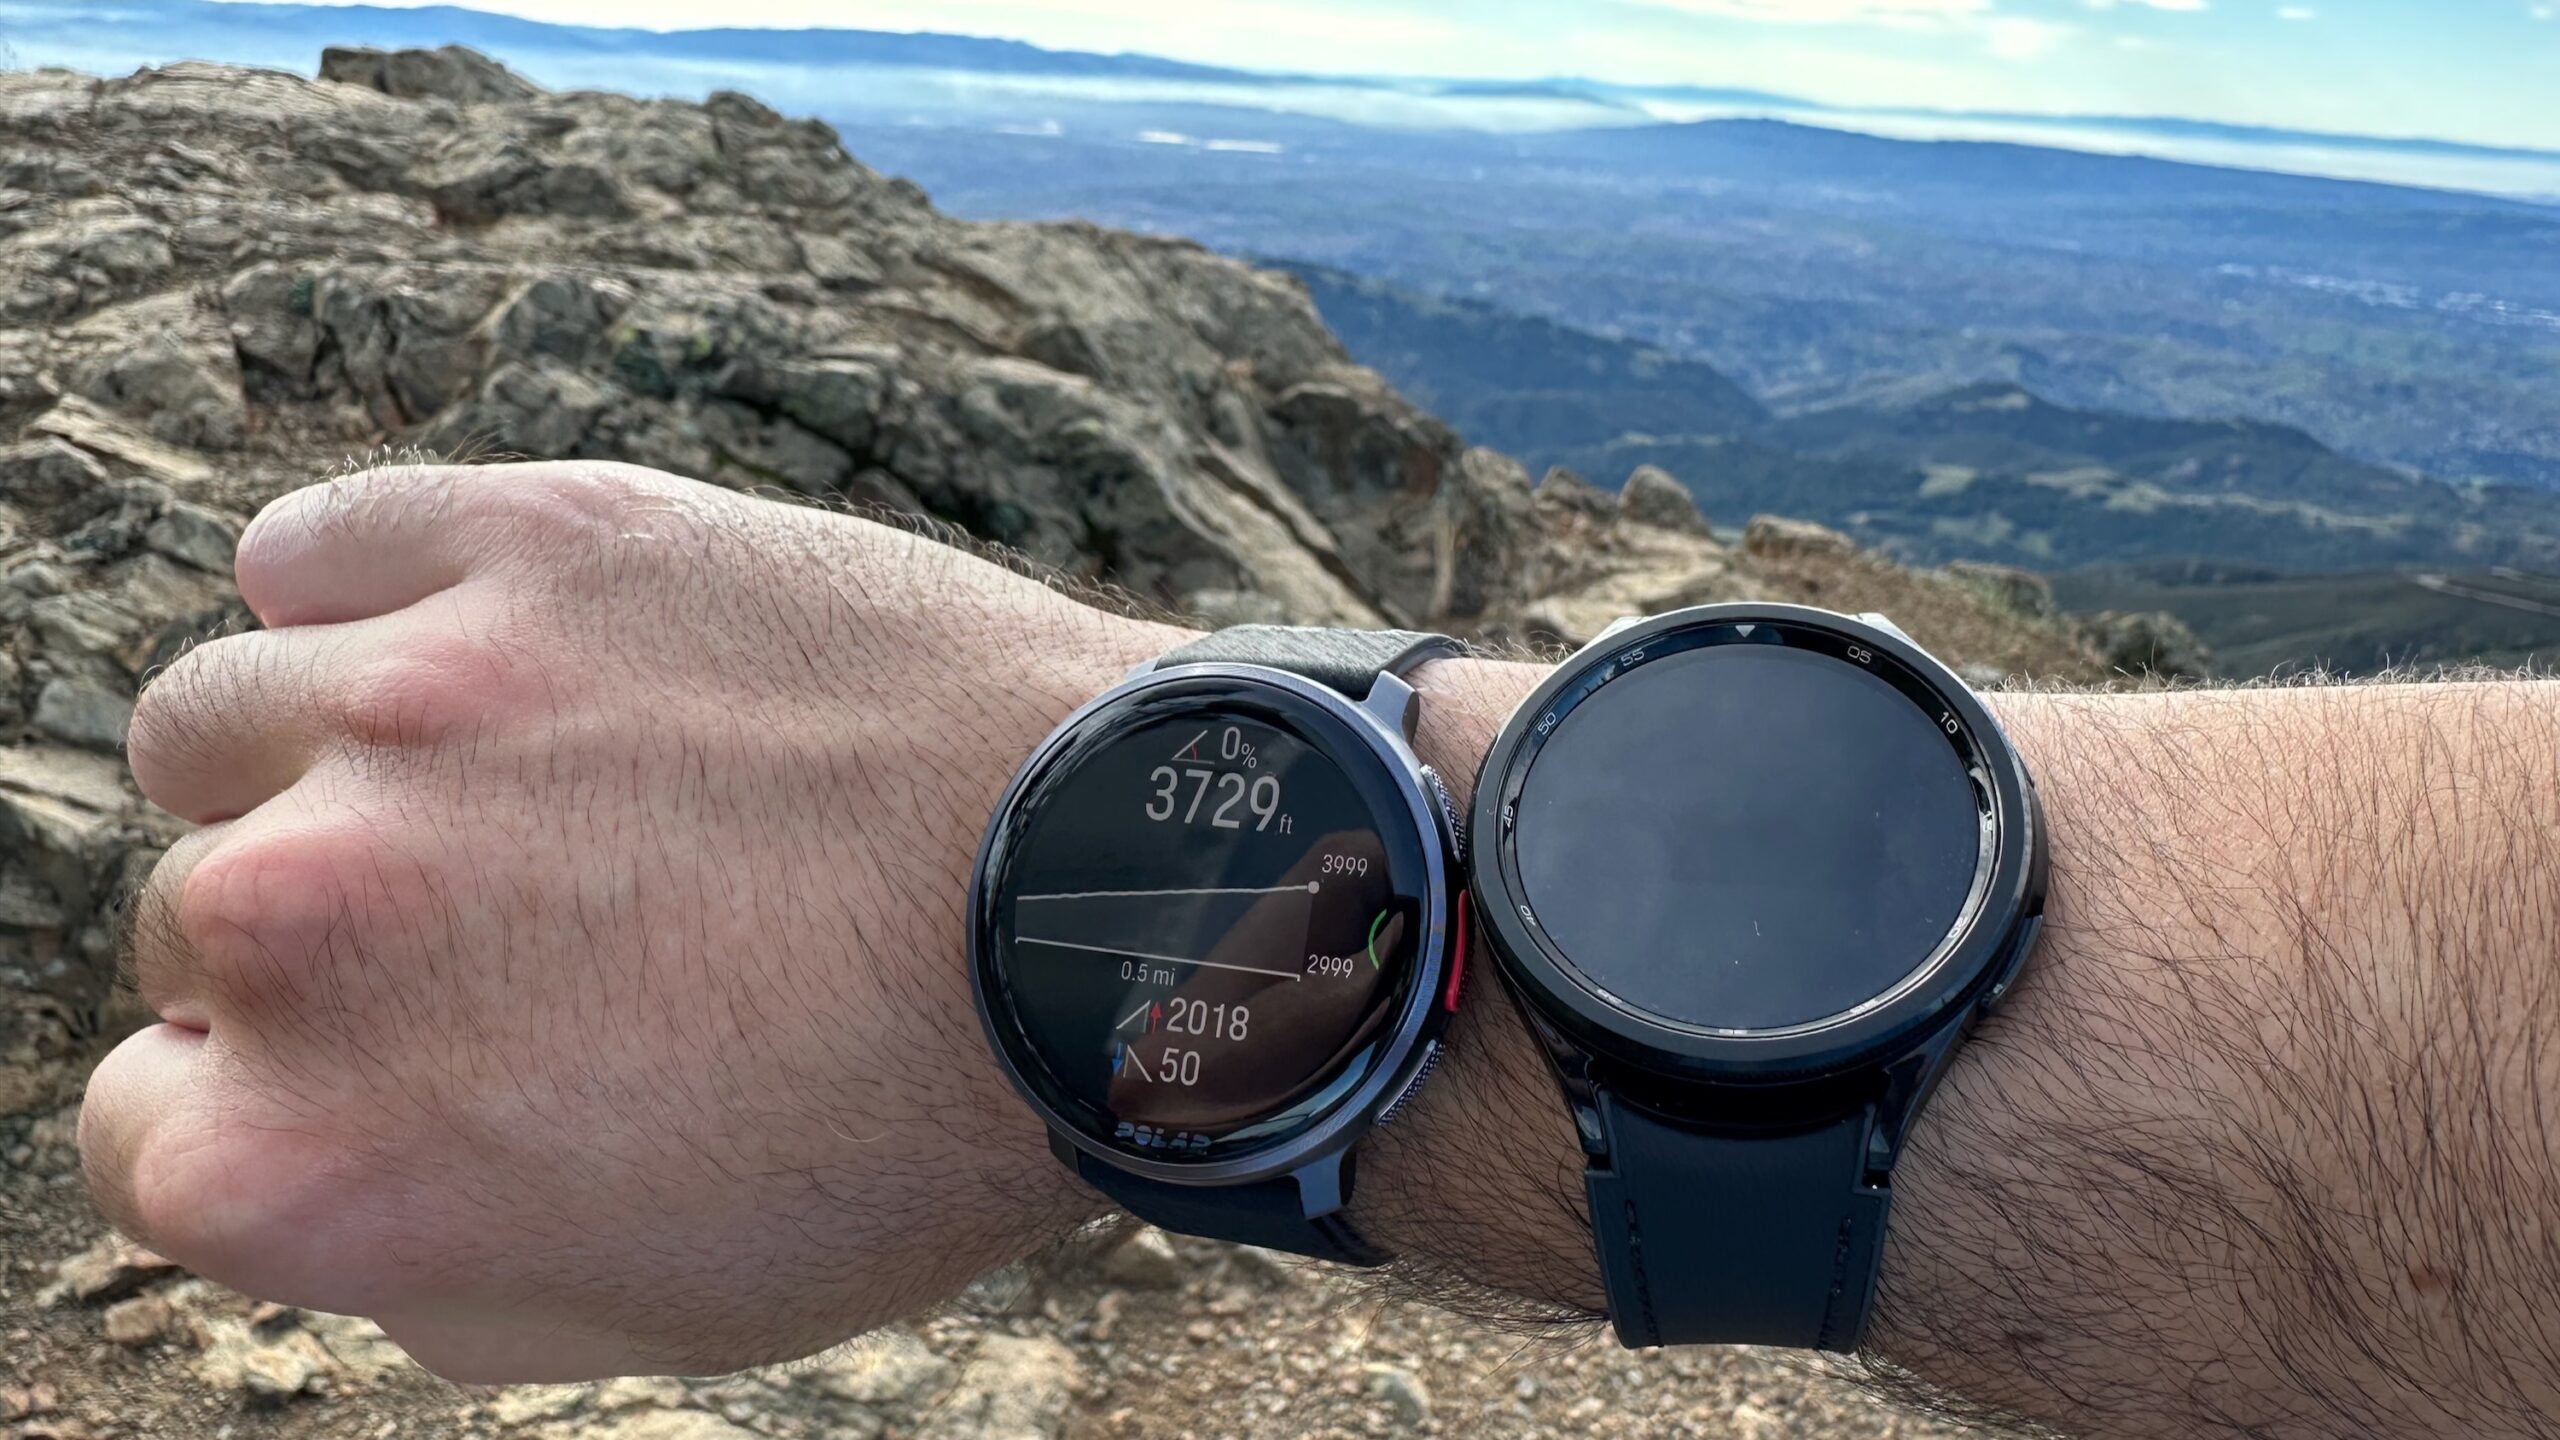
[1619,0,2075,60]
[1984,14,2073,58]
[2083,0,2208,10]
[1617,0,1990,22]
[2532,4,2556,17]
[2277,3,2315,16]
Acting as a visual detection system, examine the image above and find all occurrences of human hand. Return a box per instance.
[81,462,1182,1382]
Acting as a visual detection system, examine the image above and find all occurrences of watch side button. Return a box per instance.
[1420,764,1465,862]
[1443,891,1469,1013]
[1981,912,2042,1015]
[1376,1040,1444,1129]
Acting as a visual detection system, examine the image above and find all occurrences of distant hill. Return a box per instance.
[1278,262,1766,471]
[2053,563,2560,676]
[1280,264,2560,575]
[0,0,1265,81]
[1568,384,2560,574]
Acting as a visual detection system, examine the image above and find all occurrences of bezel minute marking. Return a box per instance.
[1469,604,2046,1085]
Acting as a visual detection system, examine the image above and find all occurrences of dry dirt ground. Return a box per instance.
[5,1073,1984,1440]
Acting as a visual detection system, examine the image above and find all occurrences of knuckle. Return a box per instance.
[128,635,248,782]
[486,462,671,540]
[177,828,372,1001]
[335,631,493,749]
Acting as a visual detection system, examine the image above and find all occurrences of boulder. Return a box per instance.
[1618,463,1711,535]
[319,44,544,104]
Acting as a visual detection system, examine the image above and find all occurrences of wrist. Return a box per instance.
[1354,653,1606,1315]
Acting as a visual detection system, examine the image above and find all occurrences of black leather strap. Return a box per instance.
[1585,1091,1889,1351]
[1157,625,1462,699]
[1072,1151,1387,1267]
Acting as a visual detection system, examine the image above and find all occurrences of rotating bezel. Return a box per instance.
[969,663,1458,1187]
[1469,604,2043,1084]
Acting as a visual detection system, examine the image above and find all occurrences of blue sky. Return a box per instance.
[249,0,2560,148]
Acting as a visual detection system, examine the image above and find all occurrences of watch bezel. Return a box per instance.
[1469,604,2044,1083]
[968,662,1458,1188]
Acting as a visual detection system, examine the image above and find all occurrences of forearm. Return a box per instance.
[1365,659,2560,1438]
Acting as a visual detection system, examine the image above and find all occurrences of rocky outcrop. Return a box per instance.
[0,48,2135,1119]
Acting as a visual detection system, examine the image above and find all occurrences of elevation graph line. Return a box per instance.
[1014,936,1303,982]
[1018,882,1318,902]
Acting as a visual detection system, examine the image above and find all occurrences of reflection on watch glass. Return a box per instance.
[989,708,1422,1158]
[1517,641,1983,1033]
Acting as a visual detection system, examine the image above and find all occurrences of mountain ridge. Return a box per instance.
[9,0,2553,176]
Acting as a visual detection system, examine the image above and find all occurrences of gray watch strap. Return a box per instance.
[1157,625,1463,699]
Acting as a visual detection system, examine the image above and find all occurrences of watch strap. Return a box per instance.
[1585,1091,1889,1351]
[1157,625,1462,699]
[1071,1151,1387,1267]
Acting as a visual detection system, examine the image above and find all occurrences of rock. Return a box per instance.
[1618,464,1711,535]
[31,675,132,751]
[320,44,543,104]
[42,1236,179,1306]
[957,1262,1037,1317]
[589,1377,690,1412]
[0,439,110,511]
[1728,1401,1785,1440]
[194,1316,337,1405]
[487,273,631,364]
[560,1412,759,1440]
[66,307,249,450]
[1944,559,2059,620]
[439,359,615,458]
[814,1327,955,1409]
[144,501,243,575]
[0,742,133,816]
[1099,1228,1186,1291]
[926,1334,1082,1440]
[488,1386,587,1426]
[1362,1363,1432,1429]
[1535,464,1613,518]
[101,1293,174,1346]
[22,395,215,490]
[1742,514,1857,560]
[2079,609,2212,681]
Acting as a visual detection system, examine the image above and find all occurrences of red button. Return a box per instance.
[1443,891,1470,1013]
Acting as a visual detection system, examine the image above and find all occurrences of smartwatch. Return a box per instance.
[1468,604,2048,1350]
[969,626,1468,1265]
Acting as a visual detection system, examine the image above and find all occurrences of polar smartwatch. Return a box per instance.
[969,626,1467,1264]
[1470,604,2047,1350]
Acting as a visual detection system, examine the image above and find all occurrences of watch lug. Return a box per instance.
[1290,1150,1353,1220]
[1510,988,1611,1160]
[1866,1019,1970,1180]
[1361,669,1422,739]
[1121,657,1159,684]
[1046,1127,1081,1169]
[1857,612,1915,646]
[1594,613,1644,644]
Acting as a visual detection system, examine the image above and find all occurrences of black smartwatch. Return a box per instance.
[1469,604,2047,1350]
[969,626,1468,1265]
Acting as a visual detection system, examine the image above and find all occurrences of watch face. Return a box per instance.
[975,681,1434,1165]
[1501,618,1997,1040]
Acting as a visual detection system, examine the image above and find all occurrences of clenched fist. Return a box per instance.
[81,462,1183,1381]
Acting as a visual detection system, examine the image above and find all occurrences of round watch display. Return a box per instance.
[1475,605,2040,1076]
[972,675,1444,1169]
